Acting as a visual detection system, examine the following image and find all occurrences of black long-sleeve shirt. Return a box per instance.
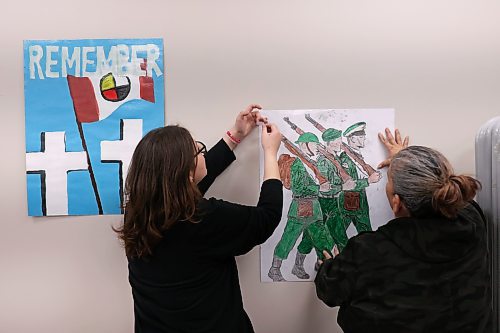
[315,202,492,333]
[128,139,283,333]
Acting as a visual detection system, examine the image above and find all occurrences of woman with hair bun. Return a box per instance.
[315,129,492,333]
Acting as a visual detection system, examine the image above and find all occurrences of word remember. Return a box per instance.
[28,43,162,79]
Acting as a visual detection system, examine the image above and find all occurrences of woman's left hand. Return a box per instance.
[229,104,267,141]
[377,128,409,169]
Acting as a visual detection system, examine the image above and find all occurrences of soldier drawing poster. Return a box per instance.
[260,109,395,282]
[24,39,165,216]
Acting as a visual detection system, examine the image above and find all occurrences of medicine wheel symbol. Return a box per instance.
[100,73,131,102]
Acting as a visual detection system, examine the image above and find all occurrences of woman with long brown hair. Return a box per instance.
[315,129,492,332]
[115,104,283,333]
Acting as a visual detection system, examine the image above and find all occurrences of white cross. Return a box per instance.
[26,131,88,216]
[101,119,143,206]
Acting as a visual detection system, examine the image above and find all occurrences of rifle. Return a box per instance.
[316,145,352,182]
[341,143,377,176]
[283,117,304,135]
[283,117,352,182]
[305,114,326,132]
[281,136,327,185]
[304,114,377,176]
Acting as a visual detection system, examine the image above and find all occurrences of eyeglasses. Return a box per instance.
[194,141,207,157]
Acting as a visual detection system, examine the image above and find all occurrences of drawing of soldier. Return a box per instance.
[335,122,382,251]
[317,129,356,242]
[268,132,334,281]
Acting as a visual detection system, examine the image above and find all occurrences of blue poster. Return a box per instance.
[24,39,165,216]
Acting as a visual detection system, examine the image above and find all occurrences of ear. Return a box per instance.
[391,194,411,217]
[391,194,403,215]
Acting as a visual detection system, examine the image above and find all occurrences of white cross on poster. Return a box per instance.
[26,132,88,216]
[101,119,143,213]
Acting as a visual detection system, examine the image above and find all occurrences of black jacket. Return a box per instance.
[315,202,492,333]
[128,139,283,333]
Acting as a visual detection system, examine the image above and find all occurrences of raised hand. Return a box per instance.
[261,123,281,155]
[377,128,409,169]
[229,104,265,141]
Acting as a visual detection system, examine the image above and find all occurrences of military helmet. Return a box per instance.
[295,132,319,144]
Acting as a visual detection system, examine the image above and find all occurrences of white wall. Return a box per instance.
[1,1,499,332]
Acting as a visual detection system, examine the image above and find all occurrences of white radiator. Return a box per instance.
[475,116,500,333]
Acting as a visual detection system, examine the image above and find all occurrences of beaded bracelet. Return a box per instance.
[226,130,241,144]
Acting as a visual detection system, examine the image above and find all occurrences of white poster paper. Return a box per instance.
[260,109,395,282]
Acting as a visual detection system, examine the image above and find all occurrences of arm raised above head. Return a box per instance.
[198,104,267,194]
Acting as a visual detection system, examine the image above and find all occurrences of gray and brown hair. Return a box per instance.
[389,146,481,218]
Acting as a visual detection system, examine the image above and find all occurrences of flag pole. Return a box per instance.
[76,120,104,214]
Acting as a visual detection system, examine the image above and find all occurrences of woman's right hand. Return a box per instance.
[262,124,282,181]
[261,123,282,155]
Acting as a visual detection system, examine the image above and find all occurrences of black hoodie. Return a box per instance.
[315,202,492,333]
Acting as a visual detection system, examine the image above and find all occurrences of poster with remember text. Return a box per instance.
[24,38,165,216]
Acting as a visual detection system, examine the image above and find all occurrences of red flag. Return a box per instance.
[67,60,155,123]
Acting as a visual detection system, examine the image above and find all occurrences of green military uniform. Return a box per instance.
[273,157,333,260]
[296,128,343,256]
[334,122,373,251]
[268,132,333,281]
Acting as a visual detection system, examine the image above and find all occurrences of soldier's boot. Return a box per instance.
[291,252,310,279]
[268,256,286,282]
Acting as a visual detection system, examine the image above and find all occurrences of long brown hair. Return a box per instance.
[390,146,481,218]
[114,125,202,258]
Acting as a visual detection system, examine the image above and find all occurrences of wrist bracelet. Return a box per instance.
[226,130,241,144]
